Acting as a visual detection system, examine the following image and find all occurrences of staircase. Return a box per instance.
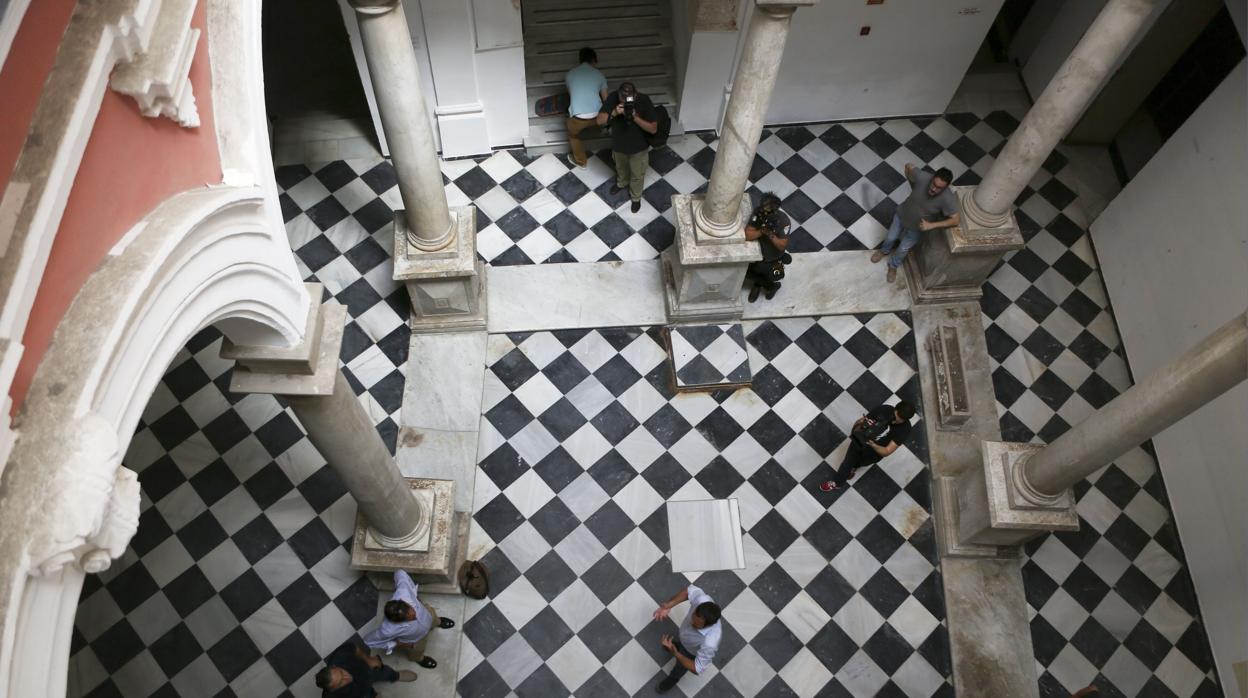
[521,0,683,152]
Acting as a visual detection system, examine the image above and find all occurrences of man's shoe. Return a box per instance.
[398,671,418,682]
[886,267,897,283]
[631,199,641,213]
[748,286,762,303]
[439,618,456,629]
[655,677,678,694]
[611,183,624,195]
[764,282,781,300]
[871,250,886,263]
[574,159,588,169]
[819,481,841,492]
[418,657,437,669]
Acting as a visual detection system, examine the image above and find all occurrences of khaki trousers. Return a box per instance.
[612,149,649,202]
[566,117,600,167]
[398,603,440,662]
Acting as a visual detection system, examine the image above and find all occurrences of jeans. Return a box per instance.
[663,641,695,686]
[612,149,648,202]
[830,440,881,487]
[880,215,921,269]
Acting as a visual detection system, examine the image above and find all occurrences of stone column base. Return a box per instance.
[936,440,1079,558]
[350,477,465,585]
[393,206,487,334]
[663,193,762,324]
[906,186,1024,305]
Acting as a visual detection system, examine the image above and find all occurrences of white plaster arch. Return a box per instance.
[0,1,304,694]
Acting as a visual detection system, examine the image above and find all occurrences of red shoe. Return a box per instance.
[818,481,841,492]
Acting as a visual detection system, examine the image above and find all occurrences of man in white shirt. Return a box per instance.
[362,570,455,668]
[650,584,723,693]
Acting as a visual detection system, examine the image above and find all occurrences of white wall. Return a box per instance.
[765,0,1004,124]
[1008,0,1064,70]
[1089,60,1248,697]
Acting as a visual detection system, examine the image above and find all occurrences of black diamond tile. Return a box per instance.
[165,566,216,617]
[518,607,575,662]
[806,566,856,616]
[845,372,893,413]
[266,631,320,686]
[749,411,797,456]
[458,661,511,698]
[592,213,632,248]
[496,207,540,241]
[582,554,634,606]
[484,394,535,439]
[808,621,857,672]
[243,462,295,510]
[692,569,747,607]
[541,352,591,393]
[584,500,634,550]
[287,518,340,568]
[464,602,516,657]
[526,550,578,603]
[749,562,803,613]
[475,494,526,543]
[539,397,589,441]
[590,400,639,445]
[804,513,853,560]
[207,626,261,682]
[588,449,636,496]
[696,408,745,452]
[1022,326,1064,365]
[545,208,588,244]
[640,452,692,499]
[529,498,580,546]
[579,609,632,662]
[863,128,902,158]
[858,516,906,564]
[826,194,866,227]
[695,455,746,499]
[778,155,818,187]
[638,215,676,252]
[90,620,146,673]
[1123,618,1171,670]
[1062,562,1112,612]
[643,178,678,212]
[305,196,350,230]
[275,572,330,626]
[333,575,379,630]
[148,406,199,451]
[866,162,906,193]
[219,568,272,622]
[593,354,643,397]
[947,136,986,166]
[864,622,913,674]
[533,446,582,493]
[861,568,910,618]
[905,131,944,162]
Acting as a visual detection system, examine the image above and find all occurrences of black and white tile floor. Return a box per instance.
[68,111,1219,697]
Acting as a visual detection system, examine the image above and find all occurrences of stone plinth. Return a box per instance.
[663,193,761,323]
[928,325,972,430]
[905,186,1024,304]
[351,477,463,584]
[937,441,1079,558]
[393,206,487,333]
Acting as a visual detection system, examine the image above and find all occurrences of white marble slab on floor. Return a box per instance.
[741,251,912,319]
[397,332,488,513]
[485,260,668,333]
[667,499,745,574]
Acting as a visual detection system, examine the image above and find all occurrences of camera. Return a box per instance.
[749,210,778,236]
[622,95,636,119]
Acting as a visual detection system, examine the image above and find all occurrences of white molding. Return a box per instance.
[0,0,35,72]
[110,0,202,128]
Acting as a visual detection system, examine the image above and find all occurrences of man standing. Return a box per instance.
[315,638,416,697]
[819,400,915,492]
[650,584,723,693]
[565,47,609,168]
[875,165,959,283]
[743,192,791,302]
[597,82,657,213]
[362,570,456,668]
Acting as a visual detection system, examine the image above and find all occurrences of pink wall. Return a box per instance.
[0,0,76,193]
[9,1,223,411]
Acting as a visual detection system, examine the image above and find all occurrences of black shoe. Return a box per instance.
[656,677,677,694]
[764,282,781,300]
[611,183,624,195]
[418,657,437,669]
[748,285,762,303]
[438,618,456,629]
[631,199,641,213]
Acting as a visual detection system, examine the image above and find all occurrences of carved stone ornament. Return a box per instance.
[110,0,202,128]
[29,414,139,576]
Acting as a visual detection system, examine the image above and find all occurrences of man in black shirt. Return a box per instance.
[315,639,416,697]
[743,192,791,302]
[819,401,915,492]
[597,82,657,213]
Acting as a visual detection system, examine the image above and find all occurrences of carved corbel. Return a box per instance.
[110,0,202,128]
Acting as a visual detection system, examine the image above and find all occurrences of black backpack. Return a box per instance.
[648,105,672,147]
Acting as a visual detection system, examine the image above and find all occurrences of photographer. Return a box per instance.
[743,193,791,302]
[819,401,915,493]
[597,82,657,213]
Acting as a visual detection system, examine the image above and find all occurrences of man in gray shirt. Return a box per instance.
[650,584,722,693]
[874,164,960,282]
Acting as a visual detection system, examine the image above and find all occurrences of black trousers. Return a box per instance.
[663,641,695,685]
[831,440,881,487]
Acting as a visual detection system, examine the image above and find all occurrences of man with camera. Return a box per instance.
[597,82,657,213]
[819,400,915,493]
[743,192,791,302]
[565,47,609,169]
[875,164,959,283]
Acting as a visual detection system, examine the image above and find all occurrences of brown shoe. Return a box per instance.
[886,267,897,283]
[871,250,886,263]
[398,670,418,682]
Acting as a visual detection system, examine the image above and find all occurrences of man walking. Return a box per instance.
[315,638,416,696]
[819,400,916,492]
[565,47,609,168]
[875,164,959,282]
[598,81,657,213]
[650,584,722,693]
[362,570,456,668]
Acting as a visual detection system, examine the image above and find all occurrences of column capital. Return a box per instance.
[348,0,401,16]
[220,283,345,396]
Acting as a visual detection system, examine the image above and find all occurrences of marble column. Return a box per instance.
[222,284,458,579]
[907,0,1162,303]
[348,0,486,333]
[943,309,1247,556]
[664,0,815,323]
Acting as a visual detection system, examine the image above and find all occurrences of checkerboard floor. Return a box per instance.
[461,316,945,697]
[66,112,1220,697]
[668,323,752,390]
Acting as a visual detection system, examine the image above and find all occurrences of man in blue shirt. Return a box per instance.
[362,570,456,668]
[565,47,609,168]
[651,584,723,693]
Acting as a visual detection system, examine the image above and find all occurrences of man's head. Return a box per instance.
[618,82,637,101]
[578,47,597,66]
[894,400,915,422]
[315,666,351,691]
[384,600,415,623]
[759,192,781,214]
[691,601,721,629]
[928,167,953,196]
